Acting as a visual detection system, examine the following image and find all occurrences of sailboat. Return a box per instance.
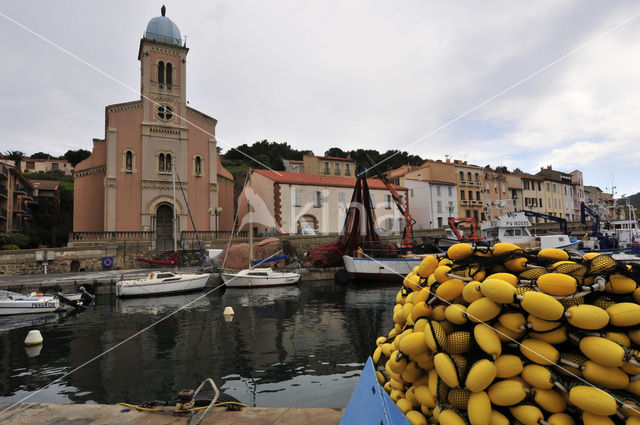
[116,164,210,297]
[220,174,301,288]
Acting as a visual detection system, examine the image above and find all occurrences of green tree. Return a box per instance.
[324,147,348,158]
[63,149,91,167]
[31,152,52,159]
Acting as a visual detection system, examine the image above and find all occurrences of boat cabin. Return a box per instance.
[480,212,534,246]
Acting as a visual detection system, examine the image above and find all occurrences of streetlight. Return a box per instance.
[208,206,223,238]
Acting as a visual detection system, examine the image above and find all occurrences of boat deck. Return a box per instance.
[0,403,344,424]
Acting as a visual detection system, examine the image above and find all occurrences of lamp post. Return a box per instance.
[208,206,223,238]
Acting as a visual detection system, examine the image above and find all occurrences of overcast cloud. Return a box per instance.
[1,1,640,195]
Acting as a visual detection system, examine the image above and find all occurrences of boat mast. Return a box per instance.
[248,170,253,268]
[172,162,178,273]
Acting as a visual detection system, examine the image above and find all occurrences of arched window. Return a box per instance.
[159,153,165,172]
[195,156,202,176]
[158,61,165,85]
[125,151,133,172]
[166,62,172,87]
[165,153,172,172]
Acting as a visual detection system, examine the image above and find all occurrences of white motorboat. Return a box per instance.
[221,268,300,288]
[0,290,60,315]
[116,271,210,297]
[342,254,423,282]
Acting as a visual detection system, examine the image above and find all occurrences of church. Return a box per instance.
[74,7,234,247]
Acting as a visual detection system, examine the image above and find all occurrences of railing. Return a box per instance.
[0,208,6,219]
[72,231,156,241]
[14,185,26,194]
[0,165,7,177]
[181,230,250,240]
[0,186,6,197]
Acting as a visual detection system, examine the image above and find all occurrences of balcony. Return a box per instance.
[0,186,6,198]
[475,181,482,187]
[0,165,7,178]
[459,180,467,187]
[476,201,484,206]
[460,200,470,206]
[0,208,6,219]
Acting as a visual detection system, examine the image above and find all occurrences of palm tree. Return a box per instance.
[4,150,25,171]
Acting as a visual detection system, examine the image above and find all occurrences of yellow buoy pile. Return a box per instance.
[372,242,640,425]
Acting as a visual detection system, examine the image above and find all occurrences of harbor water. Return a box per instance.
[0,280,396,408]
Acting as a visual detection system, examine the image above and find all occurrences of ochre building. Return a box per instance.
[74,8,234,246]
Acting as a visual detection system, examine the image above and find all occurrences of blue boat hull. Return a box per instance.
[340,357,411,425]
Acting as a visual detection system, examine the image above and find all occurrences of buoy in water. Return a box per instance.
[223,306,235,316]
[25,330,43,346]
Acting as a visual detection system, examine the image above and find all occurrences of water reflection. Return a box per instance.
[0,280,397,408]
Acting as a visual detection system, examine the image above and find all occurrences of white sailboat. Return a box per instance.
[116,164,210,297]
[221,176,301,288]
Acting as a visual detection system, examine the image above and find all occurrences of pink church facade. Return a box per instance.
[74,8,234,246]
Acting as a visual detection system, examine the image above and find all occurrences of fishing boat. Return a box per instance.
[0,290,60,315]
[116,164,210,297]
[221,176,301,287]
[342,253,423,281]
[481,211,579,249]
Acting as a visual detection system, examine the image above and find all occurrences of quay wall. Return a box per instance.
[0,221,592,276]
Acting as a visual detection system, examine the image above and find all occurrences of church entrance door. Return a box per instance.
[156,204,174,251]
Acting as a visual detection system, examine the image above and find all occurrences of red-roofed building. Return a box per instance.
[237,169,408,235]
[0,154,36,233]
[302,153,356,177]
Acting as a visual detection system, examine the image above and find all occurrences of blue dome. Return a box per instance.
[144,10,182,46]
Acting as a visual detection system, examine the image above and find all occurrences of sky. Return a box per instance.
[1,1,640,195]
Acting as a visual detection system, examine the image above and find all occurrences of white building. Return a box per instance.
[237,170,409,235]
[406,179,458,229]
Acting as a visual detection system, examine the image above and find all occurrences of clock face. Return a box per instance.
[157,105,173,121]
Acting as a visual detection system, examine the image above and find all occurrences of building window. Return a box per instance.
[157,105,173,121]
[539,198,542,206]
[385,194,392,209]
[410,189,414,197]
[125,151,133,172]
[293,189,302,207]
[51,162,59,170]
[194,155,203,176]
[323,162,329,174]
[502,183,506,194]
[166,62,173,87]
[334,163,340,175]
[338,192,346,208]
[459,171,464,181]
[467,172,472,181]
[468,190,472,200]
[386,218,394,231]
[437,217,443,228]
[26,161,35,170]
[466,209,471,218]
[448,186,452,196]
[538,182,541,191]
[437,201,442,213]
[476,191,480,201]
[313,191,323,207]
[460,190,465,200]
[494,182,498,193]
[158,152,172,174]
[436,186,441,196]
[345,163,351,176]
[475,173,479,182]
[158,61,165,84]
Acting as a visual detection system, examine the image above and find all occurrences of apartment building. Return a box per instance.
[22,157,73,176]
[0,155,36,233]
[302,153,355,177]
[483,169,516,219]
[453,160,484,221]
[386,159,459,229]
